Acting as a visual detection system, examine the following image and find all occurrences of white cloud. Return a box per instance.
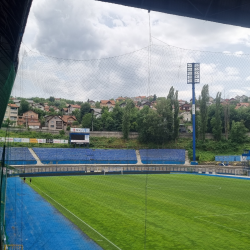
[16,0,250,101]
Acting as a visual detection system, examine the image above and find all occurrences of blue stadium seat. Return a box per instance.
[32,148,137,164]
[0,147,37,165]
[139,149,185,164]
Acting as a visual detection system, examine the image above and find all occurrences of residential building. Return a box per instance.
[235,95,249,102]
[179,112,191,122]
[100,100,116,108]
[116,97,126,103]
[61,108,69,115]
[45,115,65,131]
[4,104,19,125]
[18,110,40,128]
[32,103,45,111]
[178,100,186,106]
[61,115,77,126]
[119,102,127,108]
[132,96,147,102]
[89,108,102,118]
[44,105,50,112]
[26,100,34,105]
[180,104,191,111]
[13,99,21,107]
[88,100,96,106]
[68,104,81,114]
[235,103,250,109]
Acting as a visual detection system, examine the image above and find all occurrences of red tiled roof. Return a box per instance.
[70,104,81,108]
[100,100,115,105]
[8,104,18,108]
[61,115,77,123]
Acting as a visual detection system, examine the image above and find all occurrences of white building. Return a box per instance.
[4,104,19,125]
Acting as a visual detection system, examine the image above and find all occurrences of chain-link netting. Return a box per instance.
[2,41,250,249]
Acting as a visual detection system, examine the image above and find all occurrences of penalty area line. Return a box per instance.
[31,183,122,250]
[195,217,250,236]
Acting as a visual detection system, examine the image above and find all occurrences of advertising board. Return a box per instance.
[70,128,90,133]
[37,139,46,143]
[30,138,38,143]
[21,138,30,143]
[14,138,22,142]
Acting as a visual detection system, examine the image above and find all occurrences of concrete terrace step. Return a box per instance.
[185,150,190,165]
[135,150,142,165]
[28,148,43,165]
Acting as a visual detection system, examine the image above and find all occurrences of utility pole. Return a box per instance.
[187,63,200,165]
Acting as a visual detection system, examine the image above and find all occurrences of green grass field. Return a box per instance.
[29,174,250,249]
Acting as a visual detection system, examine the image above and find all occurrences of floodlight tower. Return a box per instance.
[187,63,200,165]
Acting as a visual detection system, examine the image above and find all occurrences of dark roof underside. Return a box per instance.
[0,0,32,127]
[97,0,250,28]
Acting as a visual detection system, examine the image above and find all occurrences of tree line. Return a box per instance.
[80,87,179,143]
[195,84,248,143]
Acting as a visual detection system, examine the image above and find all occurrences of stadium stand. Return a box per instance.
[32,148,137,164]
[0,147,37,165]
[215,155,242,162]
[139,149,185,164]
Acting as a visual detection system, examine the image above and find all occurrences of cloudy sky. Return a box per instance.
[12,0,250,101]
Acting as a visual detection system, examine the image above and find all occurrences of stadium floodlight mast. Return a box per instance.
[187,63,200,165]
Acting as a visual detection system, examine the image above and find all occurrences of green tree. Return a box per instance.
[18,99,29,115]
[72,108,81,123]
[80,102,91,120]
[49,96,55,102]
[112,104,123,131]
[211,92,222,141]
[173,90,179,140]
[95,101,101,108]
[82,113,92,128]
[122,100,134,139]
[200,84,209,141]
[230,121,248,143]
[153,94,157,101]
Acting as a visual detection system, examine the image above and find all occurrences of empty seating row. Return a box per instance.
[215,155,241,162]
[32,148,137,164]
[0,147,37,165]
[139,149,185,164]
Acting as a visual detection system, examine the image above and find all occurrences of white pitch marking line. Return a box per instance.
[31,183,122,250]
[194,212,249,218]
[195,217,250,236]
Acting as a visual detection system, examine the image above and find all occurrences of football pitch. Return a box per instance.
[29,174,250,249]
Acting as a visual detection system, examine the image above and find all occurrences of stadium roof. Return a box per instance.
[97,0,250,28]
[0,0,32,127]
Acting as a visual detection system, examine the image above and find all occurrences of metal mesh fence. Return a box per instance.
[2,42,250,249]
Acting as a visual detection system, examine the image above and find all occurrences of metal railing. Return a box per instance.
[11,165,246,176]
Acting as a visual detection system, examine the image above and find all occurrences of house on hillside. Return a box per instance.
[100,100,116,108]
[88,100,95,106]
[116,97,126,103]
[68,104,81,114]
[44,115,65,131]
[179,112,191,122]
[119,102,127,108]
[61,107,69,115]
[235,95,249,102]
[18,110,40,128]
[61,115,77,126]
[132,96,147,102]
[26,100,34,105]
[13,99,21,107]
[180,104,191,112]
[178,100,186,106]
[32,103,45,111]
[4,104,19,126]
[235,103,250,109]
[89,108,102,118]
